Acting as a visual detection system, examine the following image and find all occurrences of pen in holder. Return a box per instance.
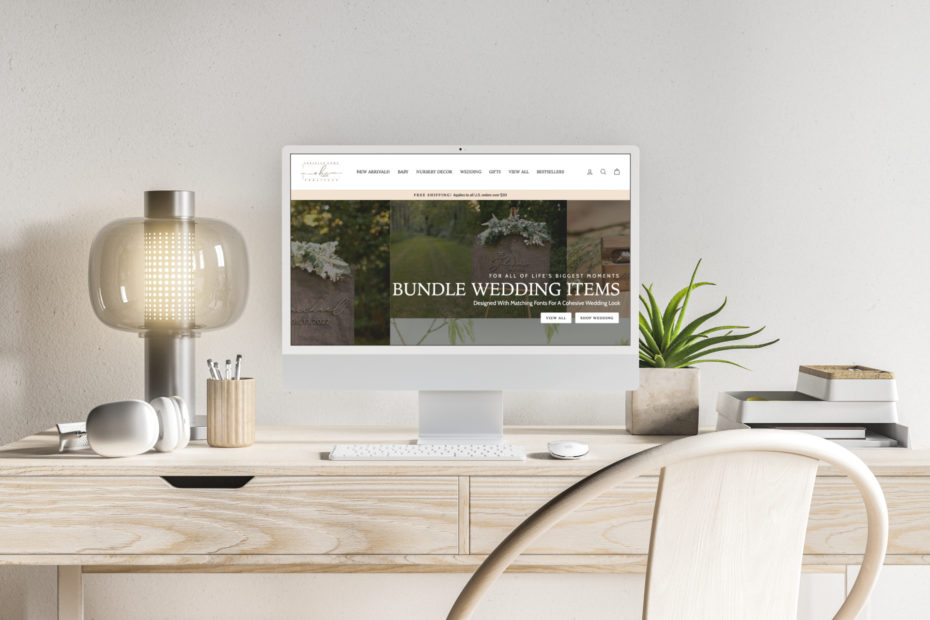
[207,378,255,448]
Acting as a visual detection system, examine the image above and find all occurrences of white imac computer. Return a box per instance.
[282,146,638,454]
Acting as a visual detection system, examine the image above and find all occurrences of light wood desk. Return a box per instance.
[0,426,928,619]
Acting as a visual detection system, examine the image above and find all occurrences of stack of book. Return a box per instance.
[716,365,908,448]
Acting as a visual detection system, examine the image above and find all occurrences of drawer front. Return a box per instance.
[806,476,930,555]
[470,476,930,556]
[470,476,658,554]
[0,476,458,555]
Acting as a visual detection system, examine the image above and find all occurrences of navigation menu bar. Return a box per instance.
[291,153,631,192]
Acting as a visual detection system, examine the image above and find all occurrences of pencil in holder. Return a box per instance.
[207,378,255,447]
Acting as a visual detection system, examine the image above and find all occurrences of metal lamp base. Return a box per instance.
[145,333,204,440]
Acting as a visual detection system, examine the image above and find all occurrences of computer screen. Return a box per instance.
[282,146,638,440]
[284,148,634,350]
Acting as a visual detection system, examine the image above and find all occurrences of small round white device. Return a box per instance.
[547,440,590,460]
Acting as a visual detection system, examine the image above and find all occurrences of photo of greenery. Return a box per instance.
[290,200,390,345]
[566,200,631,275]
[389,200,567,319]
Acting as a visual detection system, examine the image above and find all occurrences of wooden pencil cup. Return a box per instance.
[207,378,255,448]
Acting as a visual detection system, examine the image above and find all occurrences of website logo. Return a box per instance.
[301,160,342,183]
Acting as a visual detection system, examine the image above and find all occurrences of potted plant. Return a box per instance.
[627,260,778,435]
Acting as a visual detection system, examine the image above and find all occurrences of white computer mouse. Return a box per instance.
[547,440,589,460]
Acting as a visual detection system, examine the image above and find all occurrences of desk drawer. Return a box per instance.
[0,476,458,555]
[806,476,930,555]
[471,476,930,556]
[470,476,658,554]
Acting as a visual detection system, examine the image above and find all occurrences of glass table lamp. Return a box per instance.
[89,191,248,433]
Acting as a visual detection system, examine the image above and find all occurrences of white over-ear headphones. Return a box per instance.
[57,396,191,458]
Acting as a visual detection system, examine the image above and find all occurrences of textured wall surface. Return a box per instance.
[1,1,928,617]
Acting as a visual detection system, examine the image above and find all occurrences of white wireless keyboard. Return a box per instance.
[329,443,526,461]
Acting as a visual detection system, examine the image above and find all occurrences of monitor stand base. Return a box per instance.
[418,391,503,444]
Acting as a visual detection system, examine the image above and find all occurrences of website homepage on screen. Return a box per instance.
[289,153,632,347]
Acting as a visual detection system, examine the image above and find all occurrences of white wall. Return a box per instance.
[1,1,928,618]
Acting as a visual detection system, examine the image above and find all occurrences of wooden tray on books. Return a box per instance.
[797,365,898,401]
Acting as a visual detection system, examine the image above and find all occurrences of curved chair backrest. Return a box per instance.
[448,429,888,620]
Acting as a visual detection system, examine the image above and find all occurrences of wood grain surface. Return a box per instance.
[0,426,927,574]
[645,452,817,620]
[470,475,930,557]
[0,426,923,476]
[0,476,457,555]
[470,476,658,554]
[799,365,894,380]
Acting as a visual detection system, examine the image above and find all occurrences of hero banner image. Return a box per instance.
[289,198,631,346]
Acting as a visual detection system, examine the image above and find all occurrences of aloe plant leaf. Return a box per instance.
[667,328,771,365]
[677,358,750,370]
[638,258,779,369]
[661,281,713,338]
[675,339,780,367]
[642,285,666,349]
[664,298,729,357]
[639,315,661,354]
[665,326,771,366]
[672,259,702,337]
[644,285,665,346]
[694,324,748,337]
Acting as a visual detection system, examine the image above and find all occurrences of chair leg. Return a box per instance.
[57,566,83,620]
[845,565,871,620]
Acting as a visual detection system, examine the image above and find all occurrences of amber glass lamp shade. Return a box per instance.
[88,191,248,419]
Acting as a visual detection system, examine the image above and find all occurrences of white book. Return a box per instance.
[774,426,866,439]
[715,410,909,448]
[831,432,898,448]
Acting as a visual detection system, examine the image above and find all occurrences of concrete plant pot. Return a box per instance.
[626,367,700,435]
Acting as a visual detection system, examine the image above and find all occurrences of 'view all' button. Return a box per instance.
[540,312,572,324]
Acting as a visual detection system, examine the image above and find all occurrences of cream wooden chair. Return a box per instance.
[448,429,888,620]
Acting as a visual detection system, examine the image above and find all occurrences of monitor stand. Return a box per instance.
[418,391,503,444]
